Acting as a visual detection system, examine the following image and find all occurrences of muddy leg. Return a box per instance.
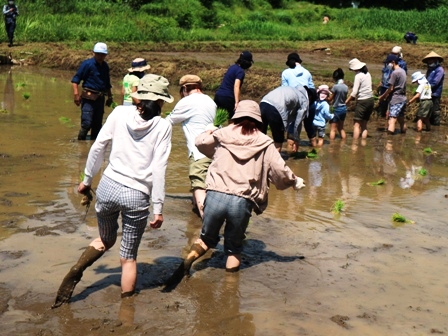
[164,241,207,288]
[52,246,104,308]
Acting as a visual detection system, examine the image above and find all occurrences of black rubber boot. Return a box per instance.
[77,128,89,140]
[164,244,206,289]
[52,246,104,308]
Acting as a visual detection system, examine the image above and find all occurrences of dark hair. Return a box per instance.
[286,58,297,69]
[137,100,161,121]
[236,57,253,70]
[304,86,317,106]
[333,68,344,81]
[359,65,368,74]
[232,117,263,135]
[130,71,145,79]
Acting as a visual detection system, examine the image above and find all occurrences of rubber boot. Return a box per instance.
[77,127,89,140]
[164,243,206,289]
[52,246,104,308]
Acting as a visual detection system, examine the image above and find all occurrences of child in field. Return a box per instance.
[329,68,348,140]
[408,71,433,132]
[122,58,151,106]
[312,85,333,147]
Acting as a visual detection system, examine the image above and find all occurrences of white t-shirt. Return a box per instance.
[416,79,432,100]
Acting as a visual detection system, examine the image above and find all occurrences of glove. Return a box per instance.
[205,123,218,132]
[293,177,306,190]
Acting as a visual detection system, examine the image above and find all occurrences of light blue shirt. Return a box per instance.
[312,100,333,127]
[281,64,314,89]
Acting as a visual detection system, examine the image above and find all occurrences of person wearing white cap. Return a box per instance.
[379,54,408,135]
[52,74,174,307]
[165,74,217,218]
[391,46,407,73]
[164,100,305,288]
[423,51,444,126]
[71,42,114,140]
[122,58,151,106]
[408,71,432,132]
[345,58,374,139]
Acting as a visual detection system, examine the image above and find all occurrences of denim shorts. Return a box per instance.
[330,105,347,123]
[313,125,326,138]
[95,175,150,260]
[200,190,253,255]
[389,101,406,118]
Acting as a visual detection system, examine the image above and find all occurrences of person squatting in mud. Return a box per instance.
[52,74,174,308]
[72,42,114,141]
[165,75,217,218]
[165,100,306,287]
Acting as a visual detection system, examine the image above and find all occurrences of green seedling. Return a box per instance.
[368,179,385,186]
[79,171,85,182]
[331,199,345,214]
[214,108,229,127]
[23,92,31,100]
[111,102,118,109]
[16,82,26,89]
[0,109,8,114]
[59,116,71,124]
[307,148,318,159]
[423,147,433,154]
[392,213,414,224]
[418,168,427,176]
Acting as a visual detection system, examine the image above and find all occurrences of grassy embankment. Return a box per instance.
[13,1,448,43]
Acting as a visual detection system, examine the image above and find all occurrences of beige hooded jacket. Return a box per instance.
[195,124,296,214]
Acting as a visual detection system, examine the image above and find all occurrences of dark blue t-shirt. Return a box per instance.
[215,64,245,98]
[71,57,112,92]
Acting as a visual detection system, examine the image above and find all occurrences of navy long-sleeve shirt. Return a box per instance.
[426,65,444,98]
[71,57,112,92]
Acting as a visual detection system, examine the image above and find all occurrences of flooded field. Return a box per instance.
[0,66,448,336]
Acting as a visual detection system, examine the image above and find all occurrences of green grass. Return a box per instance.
[331,199,345,214]
[418,168,427,176]
[14,1,448,43]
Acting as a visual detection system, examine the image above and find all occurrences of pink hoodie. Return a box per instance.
[195,124,296,214]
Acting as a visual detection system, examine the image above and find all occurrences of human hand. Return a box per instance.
[78,182,91,194]
[150,214,164,229]
[293,177,306,190]
[105,96,114,107]
[74,94,81,106]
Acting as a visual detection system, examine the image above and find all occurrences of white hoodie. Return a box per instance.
[83,105,172,214]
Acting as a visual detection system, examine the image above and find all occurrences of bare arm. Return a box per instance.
[72,82,81,106]
[234,79,241,110]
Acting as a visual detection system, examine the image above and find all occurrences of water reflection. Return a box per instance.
[2,69,14,114]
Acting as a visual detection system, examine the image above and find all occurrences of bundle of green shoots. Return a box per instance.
[331,199,345,214]
[307,148,318,159]
[368,179,385,186]
[392,213,415,224]
[214,108,229,127]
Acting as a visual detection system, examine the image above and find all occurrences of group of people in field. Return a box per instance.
[52,42,444,308]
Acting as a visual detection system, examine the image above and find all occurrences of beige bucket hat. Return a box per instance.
[231,100,262,123]
[130,74,174,103]
[348,58,366,71]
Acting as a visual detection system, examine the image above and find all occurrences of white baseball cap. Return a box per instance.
[93,42,108,54]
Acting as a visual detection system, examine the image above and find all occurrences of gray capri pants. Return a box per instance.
[95,175,150,260]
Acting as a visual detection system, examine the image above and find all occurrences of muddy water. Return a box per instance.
[0,66,448,336]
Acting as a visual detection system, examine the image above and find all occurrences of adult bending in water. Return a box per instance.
[52,75,174,308]
[165,100,305,286]
[214,51,253,119]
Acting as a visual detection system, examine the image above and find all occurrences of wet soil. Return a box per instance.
[2,40,448,121]
[0,51,448,335]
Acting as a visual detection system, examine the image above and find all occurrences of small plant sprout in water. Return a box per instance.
[331,199,345,214]
[110,102,118,109]
[15,82,26,90]
[423,147,433,154]
[418,168,427,176]
[23,92,31,100]
[214,108,229,127]
[368,179,385,186]
[307,148,318,159]
[392,213,415,224]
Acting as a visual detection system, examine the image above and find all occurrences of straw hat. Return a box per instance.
[348,58,366,71]
[128,58,151,72]
[130,74,174,103]
[422,51,443,63]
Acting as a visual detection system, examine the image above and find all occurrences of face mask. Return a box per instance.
[428,61,439,68]
[387,63,393,70]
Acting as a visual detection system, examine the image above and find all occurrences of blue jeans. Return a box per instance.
[330,105,347,123]
[81,96,105,140]
[201,191,253,255]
